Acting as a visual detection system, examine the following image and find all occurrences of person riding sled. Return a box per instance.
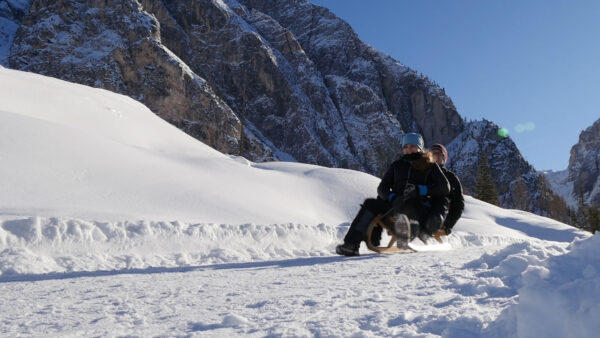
[336,133,450,256]
[430,144,464,237]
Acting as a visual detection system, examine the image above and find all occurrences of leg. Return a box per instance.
[337,199,389,256]
[342,198,390,245]
[420,197,449,236]
[391,200,421,249]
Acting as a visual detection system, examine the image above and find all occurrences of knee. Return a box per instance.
[364,198,388,214]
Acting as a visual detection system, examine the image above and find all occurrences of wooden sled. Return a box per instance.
[365,214,447,254]
[365,214,410,253]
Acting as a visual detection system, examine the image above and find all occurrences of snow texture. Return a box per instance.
[0,68,596,337]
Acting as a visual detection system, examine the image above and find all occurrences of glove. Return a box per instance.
[387,193,398,202]
[402,183,417,202]
[418,185,428,196]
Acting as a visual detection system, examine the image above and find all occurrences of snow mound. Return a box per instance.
[0,216,346,278]
[453,234,600,337]
[0,67,377,225]
[497,234,600,337]
[0,214,584,279]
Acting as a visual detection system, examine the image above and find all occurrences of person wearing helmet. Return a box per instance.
[336,133,450,256]
[430,144,464,235]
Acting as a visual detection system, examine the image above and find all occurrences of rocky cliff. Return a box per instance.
[558,118,600,208]
[0,0,30,63]
[5,0,464,175]
[1,0,568,220]
[447,120,569,221]
[569,118,600,207]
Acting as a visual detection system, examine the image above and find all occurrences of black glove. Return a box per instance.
[402,183,418,202]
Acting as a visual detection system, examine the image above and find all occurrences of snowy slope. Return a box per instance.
[0,67,376,225]
[0,68,597,337]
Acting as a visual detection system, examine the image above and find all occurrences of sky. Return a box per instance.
[310,0,600,171]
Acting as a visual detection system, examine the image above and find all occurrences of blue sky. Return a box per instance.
[310,0,600,171]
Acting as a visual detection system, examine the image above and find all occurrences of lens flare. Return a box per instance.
[498,128,509,138]
[515,122,536,133]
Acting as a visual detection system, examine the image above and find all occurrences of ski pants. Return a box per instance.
[343,198,390,245]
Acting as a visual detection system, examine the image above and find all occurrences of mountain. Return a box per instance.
[546,118,600,211]
[5,0,463,175]
[1,0,568,220]
[0,67,596,337]
[447,120,569,222]
[568,118,600,207]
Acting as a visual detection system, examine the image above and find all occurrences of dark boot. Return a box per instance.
[393,214,411,249]
[335,242,360,256]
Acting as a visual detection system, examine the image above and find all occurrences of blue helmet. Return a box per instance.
[402,133,424,150]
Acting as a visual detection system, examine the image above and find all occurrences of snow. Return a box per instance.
[0,67,597,336]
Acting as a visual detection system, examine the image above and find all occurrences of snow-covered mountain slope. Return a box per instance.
[0,68,597,337]
[0,67,376,225]
[544,169,576,208]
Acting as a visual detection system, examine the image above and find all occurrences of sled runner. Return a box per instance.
[365,214,448,253]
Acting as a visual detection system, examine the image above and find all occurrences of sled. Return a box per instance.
[365,215,448,254]
[365,214,412,253]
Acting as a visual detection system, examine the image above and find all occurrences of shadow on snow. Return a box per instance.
[0,254,376,283]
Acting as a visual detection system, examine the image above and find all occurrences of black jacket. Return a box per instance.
[440,166,464,230]
[377,154,450,203]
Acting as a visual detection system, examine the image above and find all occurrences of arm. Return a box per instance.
[426,164,451,197]
[377,162,395,201]
[444,172,465,229]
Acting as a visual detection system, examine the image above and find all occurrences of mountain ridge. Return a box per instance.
[1,0,569,221]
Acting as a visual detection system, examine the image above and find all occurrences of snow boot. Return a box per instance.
[394,214,411,250]
[335,242,360,256]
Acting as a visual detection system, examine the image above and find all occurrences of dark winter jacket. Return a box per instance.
[377,153,451,204]
[440,165,464,231]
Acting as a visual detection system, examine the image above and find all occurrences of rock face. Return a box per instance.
[1,0,569,219]
[0,0,31,63]
[447,120,569,221]
[567,118,600,207]
[6,0,463,175]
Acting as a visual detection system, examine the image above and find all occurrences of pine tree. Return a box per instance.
[574,188,589,229]
[475,154,500,206]
[570,188,600,234]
